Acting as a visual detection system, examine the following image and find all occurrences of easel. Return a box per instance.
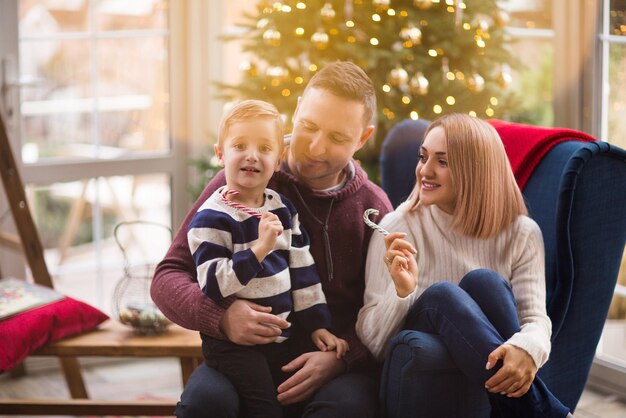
[0,110,201,415]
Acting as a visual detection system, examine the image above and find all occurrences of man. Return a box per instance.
[151,61,392,417]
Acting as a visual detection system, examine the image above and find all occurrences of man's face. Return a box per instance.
[287,87,374,190]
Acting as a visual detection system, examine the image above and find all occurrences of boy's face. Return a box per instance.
[288,87,374,190]
[215,118,282,198]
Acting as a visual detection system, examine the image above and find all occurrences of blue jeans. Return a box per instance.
[405,269,570,418]
[175,362,378,418]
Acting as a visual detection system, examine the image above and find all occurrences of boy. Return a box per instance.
[187,100,348,417]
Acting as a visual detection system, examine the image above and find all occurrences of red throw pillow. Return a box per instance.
[0,296,108,373]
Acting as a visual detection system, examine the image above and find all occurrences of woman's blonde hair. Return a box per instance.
[407,113,527,239]
[217,99,284,153]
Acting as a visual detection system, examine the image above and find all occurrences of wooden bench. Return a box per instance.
[0,320,202,415]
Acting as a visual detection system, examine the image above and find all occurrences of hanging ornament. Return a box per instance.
[454,0,464,26]
[497,64,513,89]
[321,2,336,20]
[409,72,429,95]
[466,72,485,93]
[257,18,270,30]
[494,9,510,27]
[478,18,490,33]
[311,29,330,50]
[263,28,282,46]
[399,24,422,46]
[414,0,433,10]
[373,0,391,13]
[388,67,409,87]
[266,65,289,81]
[344,0,354,21]
[239,60,258,77]
[441,57,450,83]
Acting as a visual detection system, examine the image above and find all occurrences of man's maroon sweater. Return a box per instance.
[151,161,392,369]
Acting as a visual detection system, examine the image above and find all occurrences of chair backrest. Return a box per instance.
[380,119,626,409]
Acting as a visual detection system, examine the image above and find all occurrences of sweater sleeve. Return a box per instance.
[356,212,419,361]
[504,219,552,368]
[150,170,234,338]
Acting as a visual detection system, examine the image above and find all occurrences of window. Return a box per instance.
[0,0,189,312]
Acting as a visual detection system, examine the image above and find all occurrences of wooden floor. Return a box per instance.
[1,357,625,417]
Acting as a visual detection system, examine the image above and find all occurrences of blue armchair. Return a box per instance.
[378,119,626,417]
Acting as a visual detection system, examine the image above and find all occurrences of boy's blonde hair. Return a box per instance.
[407,113,527,239]
[217,100,284,152]
[303,61,377,127]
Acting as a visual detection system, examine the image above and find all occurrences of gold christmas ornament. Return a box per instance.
[263,28,282,46]
[497,64,513,89]
[414,0,433,10]
[388,67,409,87]
[373,0,391,12]
[257,18,270,30]
[321,2,336,20]
[466,72,485,93]
[239,60,258,77]
[311,30,330,50]
[266,65,289,80]
[399,24,422,45]
[494,9,510,27]
[409,72,429,95]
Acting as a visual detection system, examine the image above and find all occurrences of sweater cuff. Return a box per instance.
[196,295,236,339]
[505,333,548,369]
[342,333,373,372]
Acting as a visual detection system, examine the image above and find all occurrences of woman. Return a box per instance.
[356,114,571,417]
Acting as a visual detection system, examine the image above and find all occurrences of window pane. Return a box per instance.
[500,0,552,29]
[20,0,91,35]
[27,174,171,311]
[19,38,96,160]
[507,38,554,126]
[18,2,171,161]
[97,37,170,153]
[610,0,626,36]
[607,43,626,148]
[97,0,168,31]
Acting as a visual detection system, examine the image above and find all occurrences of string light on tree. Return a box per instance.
[217,0,519,162]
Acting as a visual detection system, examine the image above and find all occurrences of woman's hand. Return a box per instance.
[383,232,418,297]
[485,344,537,398]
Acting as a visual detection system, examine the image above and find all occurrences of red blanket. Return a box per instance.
[489,119,597,189]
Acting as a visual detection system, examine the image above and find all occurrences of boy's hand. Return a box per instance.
[311,328,350,359]
[252,212,283,261]
[384,232,419,297]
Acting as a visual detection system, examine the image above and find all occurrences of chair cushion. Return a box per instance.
[0,294,108,373]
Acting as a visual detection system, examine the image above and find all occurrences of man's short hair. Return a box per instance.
[303,61,377,127]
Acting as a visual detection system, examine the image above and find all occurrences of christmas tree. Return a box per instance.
[217,0,518,179]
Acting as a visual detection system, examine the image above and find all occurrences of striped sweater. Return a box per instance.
[187,186,331,341]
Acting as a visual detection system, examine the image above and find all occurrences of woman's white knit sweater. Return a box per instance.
[356,203,551,368]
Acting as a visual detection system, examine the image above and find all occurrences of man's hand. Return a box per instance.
[277,351,346,405]
[220,299,289,345]
[485,344,537,398]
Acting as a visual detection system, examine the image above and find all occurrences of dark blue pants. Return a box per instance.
[175,360,378,418]
[405,269,569,418]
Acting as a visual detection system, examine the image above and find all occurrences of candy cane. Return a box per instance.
[221,188,263,218]
[363,208,390,236]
